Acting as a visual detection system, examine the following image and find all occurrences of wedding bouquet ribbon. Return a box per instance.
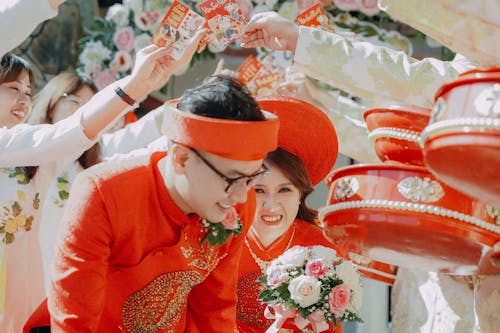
[265,305,329,333]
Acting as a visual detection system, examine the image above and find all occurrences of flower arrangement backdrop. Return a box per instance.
[78,0,454,92]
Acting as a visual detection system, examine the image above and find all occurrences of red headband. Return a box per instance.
[162,105,280,161]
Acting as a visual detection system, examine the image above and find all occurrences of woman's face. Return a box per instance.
[0,70,32,128]
[50,85,95,123]
[253,163,301,235]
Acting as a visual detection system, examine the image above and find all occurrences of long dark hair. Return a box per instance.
[265,148,317,223]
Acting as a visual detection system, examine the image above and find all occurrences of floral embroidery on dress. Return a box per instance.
[54,173,71,208]
[0,201,34,244]
[7,167,32,185]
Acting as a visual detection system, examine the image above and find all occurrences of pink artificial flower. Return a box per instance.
[357,0,379,16]
[319,0,334,7]
[236,0,253,21]
[328,284,351,314]
[114,27,135,52]
[296,0,319,12]
[267,266,287,289]
[333,0,358,11]
[221,207,240,230]
[94,69,116,90]
[110,51,132,73]
[134,10,160,32]
[305,259,329,278]
[84,63,102,76]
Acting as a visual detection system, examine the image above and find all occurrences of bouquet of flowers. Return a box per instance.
[258,245,363,332]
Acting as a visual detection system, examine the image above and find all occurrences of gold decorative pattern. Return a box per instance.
[397,176,444,203]
[333,176,360,201]
[122,271,203,333]
[181,232,227,274]
[486,205,500,225]
[237,271,272,329]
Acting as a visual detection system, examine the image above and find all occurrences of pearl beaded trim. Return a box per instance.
[421,117,500,144]
[318,200,500,235]
[368,127,421,143]
[354,264,397,281]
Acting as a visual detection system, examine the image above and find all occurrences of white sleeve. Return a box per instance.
[0,113,93,167]
[99,106,164,158]
[293,27,475,108]
[102,136,167,162]
[0,0,57,57]
[379,0,500,69]
[303,80,379,164]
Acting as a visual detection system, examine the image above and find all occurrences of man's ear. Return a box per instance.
[171,144,190,174]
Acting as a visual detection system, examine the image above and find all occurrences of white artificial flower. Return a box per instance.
[348,282,363,312]
[252,4,272,15]
[277,245,309,268]
[106,4,130,27]
[123,0,143,12]
[265,0,278,8]
[134,33,151,51]
[288,275,321,307]
[79,41,112,67]
[336,261,360,289]
[277,1,299,21]
[310,246,338,266]
[253,0,266,4]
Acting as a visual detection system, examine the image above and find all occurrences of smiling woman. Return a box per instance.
[0,54,34,129]
[236,96,344,333]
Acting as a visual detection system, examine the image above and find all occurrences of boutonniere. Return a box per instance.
[202,207,242,246]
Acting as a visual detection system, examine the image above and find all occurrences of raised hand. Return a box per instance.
[129,29,208,95]
[240,12,299,52]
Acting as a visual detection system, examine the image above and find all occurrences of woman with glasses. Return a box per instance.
[26,71,172,294]
[236,96,344,333]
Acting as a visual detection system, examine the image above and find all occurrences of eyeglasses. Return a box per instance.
[61,93,84,106]
[191,148,269,193]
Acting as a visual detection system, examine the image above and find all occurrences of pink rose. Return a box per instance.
[358,0,379,16]
[296,0,318,12]
[236,0,253,21]
[94,69,116,90]
[305,259,329,278]
[221,207,240,230]
[328,284,351,314]
[333,0,358,11]
[113,27,135,52]
[267,266,287,289]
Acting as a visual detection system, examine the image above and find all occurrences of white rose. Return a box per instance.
[311,245,338,266]
[106,4,130,27]
[277,246,309,268]
[288,275,321,307]
[277,1,299,21]
[348,283,363,312]
[252,4,272,16]
[123,0,143,12]
[336,261,360,288]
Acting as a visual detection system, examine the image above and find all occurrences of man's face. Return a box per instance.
[176,146,266,222]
